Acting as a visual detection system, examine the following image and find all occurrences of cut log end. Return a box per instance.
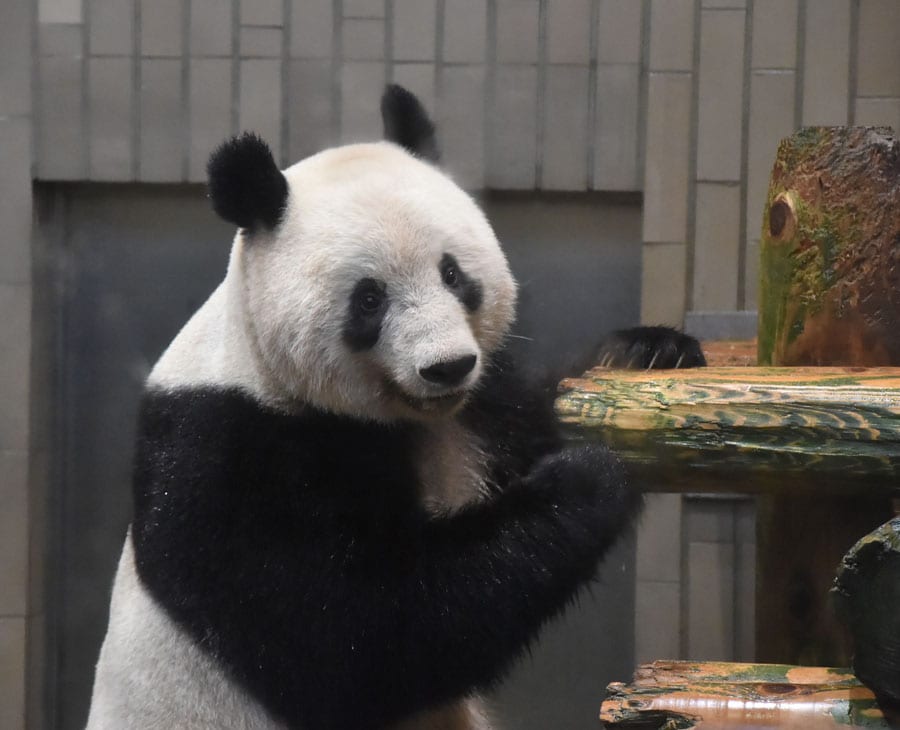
[833,517,900,705]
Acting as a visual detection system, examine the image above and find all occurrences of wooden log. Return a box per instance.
[600,660,897,729]
[758,126,900,366]
[555,366,900,493]
[833,518,900,705]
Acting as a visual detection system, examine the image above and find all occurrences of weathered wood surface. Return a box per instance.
[834,518,900,705]
[600,660,897,728]
[702,339,758,367]
[555,366,900,492]
[758,127,900,367]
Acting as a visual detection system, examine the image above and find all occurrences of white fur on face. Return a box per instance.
[240,142,517,421]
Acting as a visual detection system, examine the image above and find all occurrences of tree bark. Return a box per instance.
[758,127,900,366]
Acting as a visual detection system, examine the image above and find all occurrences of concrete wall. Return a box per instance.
[0,0,45,728]
[34,0,900,325]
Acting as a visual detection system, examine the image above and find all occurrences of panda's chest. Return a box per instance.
[415,420,488,515]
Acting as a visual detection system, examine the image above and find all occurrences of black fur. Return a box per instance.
[381,84,440,162]
[596,326,706,369]
[343,277,389,351]
[440,253,483,312]
[131,362,639,730]
[207,132,288,231]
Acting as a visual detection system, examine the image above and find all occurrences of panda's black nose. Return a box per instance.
[419,354,477,386]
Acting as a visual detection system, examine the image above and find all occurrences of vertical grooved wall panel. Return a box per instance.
[392,0,437,61]
[696,9,745,181]
[488,65,538,189]
[139,60,184,181]
[339,62,386,143]
[546,0,591,64]
[239,59,283,160]
[440,65,486,189]
[189,58,233,181]
[287,60,335,161]
[643,72,692,242]
[801,0,850,125]
[693,183,740,310]
[88,0,134,55]
[594,63,640,190]
[141,0,183,57]
[443,0,486,63]
[542,65,590,190]
[37,57,85,179]
[88,57,134,180]
[289,0,333,58]
[191,0,233,56]
[856,0,900,97]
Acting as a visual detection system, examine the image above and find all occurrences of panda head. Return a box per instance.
[207,85,517,422]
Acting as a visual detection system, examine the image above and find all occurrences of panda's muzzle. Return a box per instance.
[418,354,477,387]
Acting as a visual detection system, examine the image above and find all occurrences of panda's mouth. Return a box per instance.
[383,378,469,414]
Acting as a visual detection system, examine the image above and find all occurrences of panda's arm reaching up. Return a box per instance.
[131,386,639,730]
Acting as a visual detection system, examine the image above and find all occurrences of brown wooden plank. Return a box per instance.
[555,366,900,493]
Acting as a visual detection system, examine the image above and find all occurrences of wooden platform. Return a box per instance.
[600,660,897,729]
[555,366,900,493]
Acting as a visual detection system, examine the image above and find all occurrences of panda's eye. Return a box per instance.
[360,292,382,313]
[442,263,459,287]
[353,281,386,315]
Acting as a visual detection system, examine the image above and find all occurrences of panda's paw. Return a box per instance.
[596,326,706,369]
[524,444,642,530]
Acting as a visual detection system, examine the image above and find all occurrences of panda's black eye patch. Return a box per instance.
[439,253,482,312]
[344,278,388,351]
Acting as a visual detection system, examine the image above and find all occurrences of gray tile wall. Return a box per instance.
[635,495,756,663]
[0,1,39,729]
[34,0,649,190]
[31,0,900,323]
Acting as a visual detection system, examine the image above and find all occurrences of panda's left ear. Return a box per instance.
[381,84,440,163]
[207,132,288,231]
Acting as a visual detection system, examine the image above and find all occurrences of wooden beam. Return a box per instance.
[600,660,897,728]
[555,366,900,493]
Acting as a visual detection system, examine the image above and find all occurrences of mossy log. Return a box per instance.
[833,518,900,705]
[758,127,900,366]
[600,660,896,728]
[554,366,900,493]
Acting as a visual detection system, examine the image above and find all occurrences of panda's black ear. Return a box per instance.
[381,84,440,163]
[207,132,288,231]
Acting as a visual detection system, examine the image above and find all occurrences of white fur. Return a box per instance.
[86,535,287,730]
[150,142,517,424]
[89,141,516,730]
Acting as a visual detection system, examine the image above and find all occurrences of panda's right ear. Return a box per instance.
[207,132,288,231]
[381,84,440,162]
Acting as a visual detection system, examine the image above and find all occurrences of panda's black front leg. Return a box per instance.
[339,442,642,729]
[596,325,706,369]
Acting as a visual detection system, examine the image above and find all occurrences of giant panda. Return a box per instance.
[85,84,680,730]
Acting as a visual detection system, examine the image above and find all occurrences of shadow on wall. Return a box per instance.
[40,184,641,730]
